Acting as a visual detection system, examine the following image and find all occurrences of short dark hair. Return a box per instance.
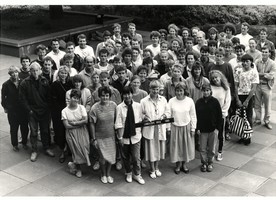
[234,44,245,52]
[103,30,112,37]
[185,51,198,62]
[241,54,253,63]
[136,65,148,75]
[121,32,132,40]
[66,41,75,48]
[122,48,133,58]
[99,71,110,79]
[77,34,86,41]
[231,37,240,45]
[20,55,31,63]
[115,65,127,73]
[35,44,47,54]
[99,48,109,56]
[70,89,82,99]
[122,86,133,95]
[223,22,236,35]
[51,38,59,45]
[150,31,161,39]
[208,40,218,47]
[98,86,112,97]
[200,46,209,53]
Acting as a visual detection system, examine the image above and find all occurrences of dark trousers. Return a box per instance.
[7,111,29,146]
[122,141,141,175]
[52,112,66,150]
[218,117,226,153]
[29,114,51,152]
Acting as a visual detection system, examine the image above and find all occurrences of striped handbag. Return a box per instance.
[229,108,253,139]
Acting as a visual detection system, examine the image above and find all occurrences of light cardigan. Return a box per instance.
[211,85,231,118]
[140,95,170,140]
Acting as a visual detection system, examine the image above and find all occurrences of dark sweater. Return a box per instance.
[195,96,222,132]
[1,79,23,112]
[19,75,50,119]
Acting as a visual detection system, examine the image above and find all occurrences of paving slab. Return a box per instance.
[203,183,248,196]
[112,179,164,196]
[254,147,276,163]
[255,179,276,196]
[239,158,276,178]
[4,155,63,182]
[0,130,8,139]
[33,166,84,193]
[252,131,276,146]
[58,180,112,196]
[0,149,29,170]
[0,171,29,196]
[152,187,192,196]
[254,123,276,136]
[192,163,234,181]
[5,183,56,196]
[169,174,216,196]
[270,172,276,180]
[220,170,267,192]
[226,142,266,157]
[270,141,276,149]
[213,150,251,169]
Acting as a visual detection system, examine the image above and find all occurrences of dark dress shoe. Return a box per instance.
[13,146,19,152]
[181,166,190,174]
[265,123,272,130]
[59,153,66,163]
[174,168,181,175]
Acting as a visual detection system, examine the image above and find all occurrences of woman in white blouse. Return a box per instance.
[167,82,197,174]
[234,54,259,145]
[140,80,169,179]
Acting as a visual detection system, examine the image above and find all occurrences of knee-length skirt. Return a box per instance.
[66,125,91,166]
[144,125,166,162]
[170,123,195,163]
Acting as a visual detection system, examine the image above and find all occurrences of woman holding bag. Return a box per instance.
[234,54,259,145]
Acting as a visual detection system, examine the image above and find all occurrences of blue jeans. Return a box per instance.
[122,141,141,175]
[29,114,50,152]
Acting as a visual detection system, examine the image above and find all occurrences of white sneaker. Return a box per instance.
[133,174,145,185]
[101,176,108,184]
[126,173,132,183]
[149,171,156,179]
[216,152,223,161]
[155,169,162,177]
[107,176,114,184]
[93,161,100,170]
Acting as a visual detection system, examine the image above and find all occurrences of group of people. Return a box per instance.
[1,21,275,184]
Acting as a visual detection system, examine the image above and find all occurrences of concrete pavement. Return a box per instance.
[1,53,276,196]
